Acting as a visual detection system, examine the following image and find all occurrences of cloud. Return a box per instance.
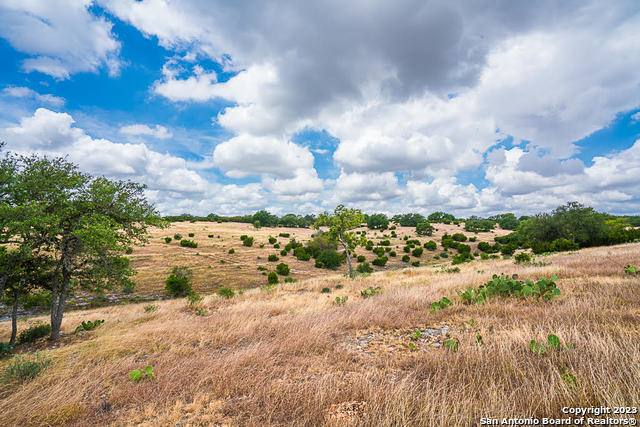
[2,86,65,106]
[333,171,402,203]
[0,1,121,79]
[120,124,173,139]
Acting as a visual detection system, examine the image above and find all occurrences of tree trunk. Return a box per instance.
[340,236,354,278]
[50,267,70,340]
[9,290,19,345]
[0,274,7,300]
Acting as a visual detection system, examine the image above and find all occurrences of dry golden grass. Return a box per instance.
[1,242,639,426]
[125,221,509,296]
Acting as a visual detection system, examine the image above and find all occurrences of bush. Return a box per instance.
[440,251,449,258]
[514,252,532,263]
[457,244,471,254]
[188,233,195,237]
[276,263,290,275]
[356,262,373,274]
[242,236,254,247]
[367,213,389,230]
[469,237,477,242]
[464,219,495,233]
[165,266,194,297]
[268,237,277,244]
[294,247,311,261]
[316,249,343,270]
[402,255,410,262]
[267,272,279,285]
[452,252,473,265]
[280,249,288,256]
[550,238,579,252]
[279,233,290,238]
[2,352,51,384]
[268,254,279,262]
[217,287,235,299]
[412,261,420,267]
[357,255,366,262]
[321,287,331,293]
[180,239,198,248]
[284,277,296,283]
[424,240,437,251]
[412,247,423,257]
[416,221,434,236]
[452,233,467,242]
[228,248,235,254]
[164,237,172,243]
[372,256,388,266]
[500,242,518,256]
[17,323,51,344]
[208,234,214,238]
[389,250,396,257]
[373,247,385,257]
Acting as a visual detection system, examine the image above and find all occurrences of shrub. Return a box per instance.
[267,272,279,285]
[372,256,388,266]
[228,248,235,254]
[412,247,423,257]
[279,233,290,238]
[550,238,579,252]
[412,261,420,267]
[452,253,473,265]
[373,247,385,256]
[294,246,311,261]
[208,234,214,238]
[379,239,391,246]
[284,277,296,283]
[469,237,477,242]
[2,352,51,384]
[361,286,383,297]
[456,244,471,254]
[280,249,288,256]
[217,287,235,299]
[464,219,495,233]
[174,233,182,240]
[268,254,279,262]
[180,239,198,248]
[17,323,51,344]
[356,262,373,274]
[452,233,467,242]
[253,221,261,229]
[357,255,366,262]
[514,252,532,263]
[165,266,194,297]
[424,240,437,251]
[274,243,280,249]
[242,236,254,247]
[276,263,290,275]
[402,255,410,262]
[440,251,449,258]
[74,319,104,333]
[416,221,435,236]
[459,274,560,304]
[321,287,331,293]
[316,249,343,270]
[188,233,195,237]
[389,250,396,257]
[164,237,172,244]
[500,242,518,256]
[269,237,277,244]
[367,213,389,230]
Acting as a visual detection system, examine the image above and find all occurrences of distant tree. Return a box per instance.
[392,213,426,227]
[252,210,277,227]
[428,211,455,223]
[367,213,389,230]
[416,221,434,236]
[314,205,365,278]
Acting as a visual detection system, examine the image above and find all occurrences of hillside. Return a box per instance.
[1,242,639,425]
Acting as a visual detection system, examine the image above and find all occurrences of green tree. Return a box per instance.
[366,213,389,230]
[314,205,365,278]
[416,221,434,236]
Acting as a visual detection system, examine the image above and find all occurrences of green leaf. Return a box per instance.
[129,369,143,382]
[547,334,561,349]
[551,275,558,281]
[144,365,154,379]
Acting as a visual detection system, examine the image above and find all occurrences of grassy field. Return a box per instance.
[1,238,639,425]
[124,221,510,297]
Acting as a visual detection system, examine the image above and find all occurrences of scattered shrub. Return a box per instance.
[402,255,410,262]
[17,323,51,344]
[379,239,391,246]
[165,266,194,297]
[389,250,396,257]
[356,262,373,274]
[268,254,279,262]
[372,256,388,266]
[416,221,435,236]
[2,352,51,384]
[274,243,280,249]
[217,287,235,299]
[180,239,198,248]
[321,287,331,293]
[276,263,290,275]
[514,252,532,263]
[373,247,386,257]
[412,261,420,267]
[267,272,279,285]
[294,247,311,261]
[174,234,182,240]
[280,249,288,256]
[284,277,296,283]
[208,234,214,238]
[424,240,437,251]
[357,255,366,262]
[228,248,235,254]
[412,247,423,257]
[164,237,172,244]
[452,233,467,242]
[242,236,254,247]
[500,242,517,256]
[316,249,343,270]
[549,238,579,252]
[268,237,277,244]
[279,233,290,238]
[188,233,195,237]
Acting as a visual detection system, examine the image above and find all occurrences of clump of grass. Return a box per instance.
[217,287,235,299]
[17,322,51,344]
[2,352,51,384]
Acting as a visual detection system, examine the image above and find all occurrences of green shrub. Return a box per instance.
[321,287,331,293]
[20,292,52,310]
[469,237,477,242]
[452,253,473,265]
[412,261,420,267]
[500,242,517,256]
[549,238,579,252]
[416,221,434,236]
[217,287,235,299]
[17,323,51,344]
[274,243,280,249]
[276,263,290,275]
[452,233,467,242]
[180,239,198,248]
[279,233,290,238]
[357,255,366,262]
[424,241,437,251]
[514,252,532,263]
[242,236,254,247]
[164,237,172,244]
[174,233,182,240]
[294,247,311,261]
[373,247,385,256]
[267,272,279,285]
[402,255,410,262]
[268,254,279,262]
[284,277,296,283]
[316,250,343,270]
[379,239,391,246]
[0,342,12,357]
[356,262,373,274]
[268,237,277,244]
[412,247,423,257]
[280,249,287,256]
[165,266,194,297]
[372,256,388,266]
[228,248,235,254]
[188,233,195,237]
[2,352,51,384]
[389,250,396,257]
[74,319,104,333]
[186,292,203,306]
[208,234,214,238]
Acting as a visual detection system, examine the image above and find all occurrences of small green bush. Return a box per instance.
[164,237,172,243]
[284,277,296,283]
[274,243,280,249]
[389,250,396,257]
[268,254,279,262]
[279,233,290,238]
[412,247,423,257]
[356,262,373,274]
[188,233,195,237]
[321,287,331,293]
[372,256,388,266]
[268,237,277,244]
[267,272,279,285]
[452,233,467,242]
[373,247,385,256]
[180,239,198,248]
[276,263,290,275]
[2,352,51,384]
[424,241,437,251]
[17,323,51,344]
[280,249,288,256]
[514,252,532,263]
[217,287,235,299]
[174,233,182,240]
[402,255,410,262]
[228,248,235,254]
[165,266,194,297]
[357,255,366,262]
[412,261,420,267]
[242,236,254,247]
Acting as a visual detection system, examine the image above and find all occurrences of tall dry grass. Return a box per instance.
[0,243,639,426]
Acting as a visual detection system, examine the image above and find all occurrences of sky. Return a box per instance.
[0,0,639,217]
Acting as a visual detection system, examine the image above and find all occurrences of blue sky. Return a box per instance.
[1,1,639,216]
